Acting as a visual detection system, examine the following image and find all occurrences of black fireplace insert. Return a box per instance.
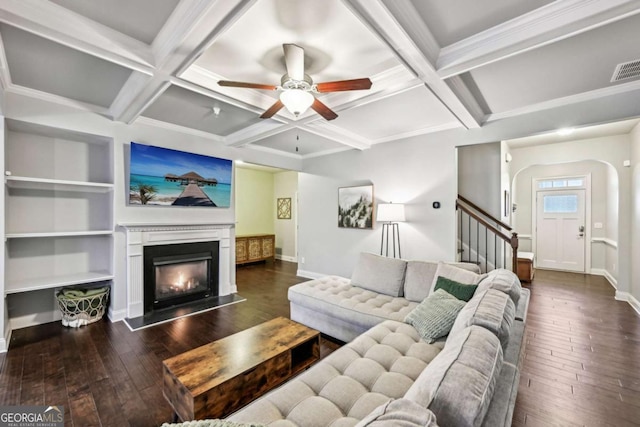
[143,241,219,313]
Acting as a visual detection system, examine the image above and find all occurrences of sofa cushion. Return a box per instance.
[351,253,407,297]
[404,289,466,343]
[405,325,503,427]
[229,320,443,426]
[434,276,478,302]
[476,269,522,306]
[429,262,484,296]
[355,399,439,427]
[288,276,417,333]
[449,289,515,350]
[404,261,481,302]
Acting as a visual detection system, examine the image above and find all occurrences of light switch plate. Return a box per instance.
[594,222,603,229]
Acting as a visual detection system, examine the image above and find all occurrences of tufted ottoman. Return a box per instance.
[289,276,418,342]
[228,320,443,427]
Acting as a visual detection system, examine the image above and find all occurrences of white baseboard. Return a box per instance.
[615,291,640,316]
[0,325,11,353]
[108,308,127,322]
[591,268,618,289]
[296,269,325,279]
[276,255,297,262]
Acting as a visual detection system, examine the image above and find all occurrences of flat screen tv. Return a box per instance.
[129,142,232,207]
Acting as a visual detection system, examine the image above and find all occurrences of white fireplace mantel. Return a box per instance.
[119,222,235,319]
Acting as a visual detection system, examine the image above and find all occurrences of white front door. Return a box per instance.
[536,189,586,272]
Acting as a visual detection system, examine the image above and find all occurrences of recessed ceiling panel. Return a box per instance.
[189,0,398,95]
[0,23,132,107]
[332,86,461,141]
[49,0,179,44]
[252,129,347,156]
[412,0,553,47]
[142,85,261,136]
[467,14,640,114]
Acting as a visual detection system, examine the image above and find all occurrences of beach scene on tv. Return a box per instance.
[129,142,232,207]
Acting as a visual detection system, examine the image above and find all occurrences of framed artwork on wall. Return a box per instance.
[129,142,232,207]
[338,185,374,229]
[277,197,292,219]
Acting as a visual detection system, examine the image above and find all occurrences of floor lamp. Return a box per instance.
[377,203,405,258]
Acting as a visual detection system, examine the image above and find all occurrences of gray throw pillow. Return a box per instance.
[404,289,466,343]
[351,252,407,297]
[355,398,439,427]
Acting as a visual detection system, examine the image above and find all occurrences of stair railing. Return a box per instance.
[456,194,518,273]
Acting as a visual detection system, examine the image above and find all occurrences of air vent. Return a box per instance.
[611,59,640,82]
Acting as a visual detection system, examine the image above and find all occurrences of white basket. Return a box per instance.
[56,286,110,328]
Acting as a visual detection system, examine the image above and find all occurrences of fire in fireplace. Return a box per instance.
[143,241,219,313]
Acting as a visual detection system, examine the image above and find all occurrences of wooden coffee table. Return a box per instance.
[162,317,320,421]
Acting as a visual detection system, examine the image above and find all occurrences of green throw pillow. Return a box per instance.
[434,276,478,302]
[404,289,466,343]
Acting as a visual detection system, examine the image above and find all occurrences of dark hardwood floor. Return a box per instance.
[1,262,639,426]
[512,270,640,427]
[0,261,340,426]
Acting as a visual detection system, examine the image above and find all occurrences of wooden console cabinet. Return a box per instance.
[236,234,275,264]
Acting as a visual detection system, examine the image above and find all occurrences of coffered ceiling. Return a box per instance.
[0,0,639,159]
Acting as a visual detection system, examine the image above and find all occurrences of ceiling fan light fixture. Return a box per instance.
[280,89,314,116]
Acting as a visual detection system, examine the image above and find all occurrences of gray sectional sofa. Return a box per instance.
[225,253,529,427]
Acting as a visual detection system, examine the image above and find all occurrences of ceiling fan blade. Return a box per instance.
[218,80,277,90]
[311,98,338,121]
[315,78,372,93]
[283,44,305,81]
[260,100,284,119]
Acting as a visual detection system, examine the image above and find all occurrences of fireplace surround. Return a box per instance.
[120,223,235,320]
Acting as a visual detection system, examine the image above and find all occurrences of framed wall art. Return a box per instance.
[338,185,374,229]
[277,197,292,219]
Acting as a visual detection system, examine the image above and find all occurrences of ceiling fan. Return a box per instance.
[217,44,372,121]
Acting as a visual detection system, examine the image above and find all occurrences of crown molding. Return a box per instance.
[0,0,154,72]
[437,0,640,78]
[134,116,225,143]
[225,120,289,147]
[372,121,461,144]
[7,84,110,116]
[485,78,640,122]
[243,143,302,160]
[343,0,481,129]
[302,121,371,150]
[301,146,354,160]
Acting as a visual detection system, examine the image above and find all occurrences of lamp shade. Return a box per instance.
[377,203,405,222]
[280,89,314,116]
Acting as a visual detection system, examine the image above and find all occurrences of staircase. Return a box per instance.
[456,194,518,273]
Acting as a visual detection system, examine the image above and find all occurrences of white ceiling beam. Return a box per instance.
[111,0,257,124]
[225,121,292,147]
[301,122,371,150]
[343,0,481,129]
[0,0,154,72]
[437,0,640,78]
[0,32,11,90]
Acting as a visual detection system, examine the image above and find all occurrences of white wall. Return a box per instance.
[457,142,501,218]
[510,135,631,292]
[274,171,298,261]
[3,93,302,324]
[298,136,457,278]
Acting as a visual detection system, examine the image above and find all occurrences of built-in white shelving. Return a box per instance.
[3,119,115,305]
[5,176,113,192]
[5,271,115,294]
[5,230,114,239]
